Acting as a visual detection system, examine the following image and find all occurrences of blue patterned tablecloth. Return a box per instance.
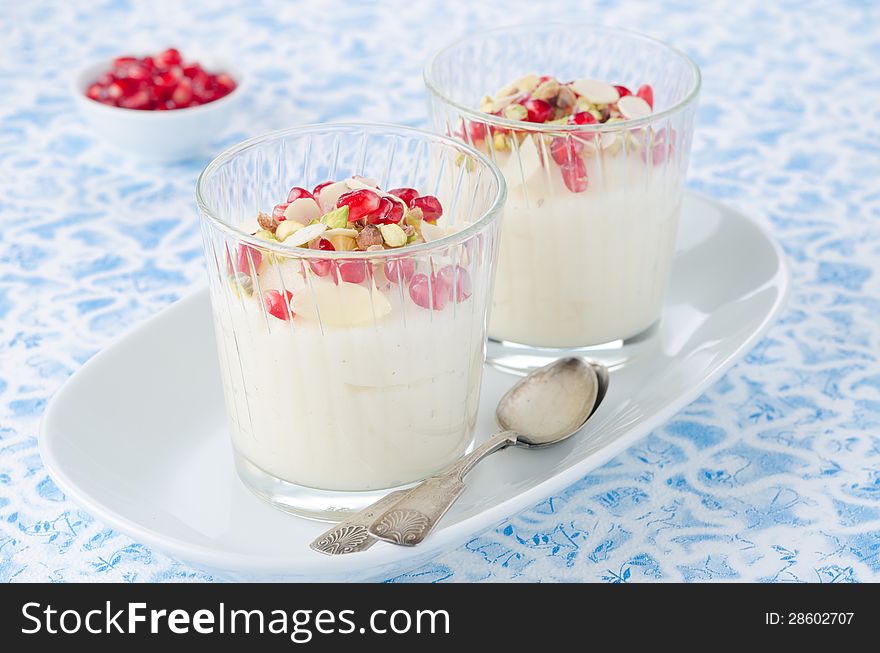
[1,0,878,583]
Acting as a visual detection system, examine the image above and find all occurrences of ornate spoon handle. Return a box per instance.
[368,430,518,546]
[309,489,410,555]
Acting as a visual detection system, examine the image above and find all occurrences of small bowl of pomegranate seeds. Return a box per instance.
[196,123,505,519]
[426,24,700,368]
[74,47,244,162]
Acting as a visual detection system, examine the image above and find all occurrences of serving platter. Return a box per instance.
[40,192,789,581]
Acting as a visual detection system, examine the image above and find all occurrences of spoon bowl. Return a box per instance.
[496,357,598,447]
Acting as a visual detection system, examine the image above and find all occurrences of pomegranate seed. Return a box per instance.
[336,189,381,221]
[215,73,236,93]
[86,83,104,101]
[569,111,598,125]
[236,245,262,275]
[286,187,315,203]
[112,56,137,70]
[409,273,449,310]
[467,120,488,143]
[437,265,472,302]
[614,85,632,98]
[152,71,177,99]
[170,79,192,105]
[370,197,404,225]
[309,238,336,278]
[338,261,367,284]
[636,84,654,109]
[107,77,139,99]
[550,137,584,165]
[561,157,588,193]
[523,98,553,123]
[263,289,294,321]
[157,48,182,68]
[125,63,151,81]
[272,203,289,221]
[118,90,153,110]
[411,195,442,224]
[388,188,419,206]
[96,72,115,86]
[182,64,202,79]
[313,181,333,196]
[142,56,156,71]
[383,258,416,284]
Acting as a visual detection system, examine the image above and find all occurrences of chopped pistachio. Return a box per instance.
[532,79,560,101]
[356,223,384,249]
[254,229,277,241]
[275,220,303,242]
[229,272,253,298]
[320,205,349,229]
[503,104,528,121]
[378,223,407,248]
[493,132,510,151]
[479,95,496,113]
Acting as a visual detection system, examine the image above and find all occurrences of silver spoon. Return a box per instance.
[368,357,607,547]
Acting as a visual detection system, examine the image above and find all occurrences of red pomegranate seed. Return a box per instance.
[125,63,151,81]
[286,187,315,203]
[157,48,182,68]
[523,98,553,123]
[86,83,104,101]
[550,137,584,165]
[112,56,137,70]
[336,189,381,221]
[309,238,336,278]
[388,188,419,206]
[215,73,236,94]
[118,90,153,110]
[561,157,588,193]
[409,273,449,310]
[467,120,488,143]
[411,195,442,224]
[263,289,294,321]
[272,203,289,221]
[437,265,472,302]
[383,258,415,284]
[370,197,405,225]
[614,85,632,98]
[313,181,333,196]
[171,79,193,105]
[152,71,177,99]
[107,77,139,99]
[182,64,202,79]
[338,261,367,284]
[142,56,156,71]
[236,245,262,275]
[569,111,598,125]
[636,84,654,109]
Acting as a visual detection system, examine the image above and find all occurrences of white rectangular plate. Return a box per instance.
[40,192,789,581]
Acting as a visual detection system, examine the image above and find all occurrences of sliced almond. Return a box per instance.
[281,222,327,247]
[617,94,652,120]
[283,197,322,224]
[569,79,620,105]
[315,181,351,213]
[302,280,391,327]
[323,228,358,238]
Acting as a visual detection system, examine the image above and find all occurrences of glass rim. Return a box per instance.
[423,23,702,134]
[196,122,507,260]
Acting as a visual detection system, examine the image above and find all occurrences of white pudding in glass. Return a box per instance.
[212,263,483,492]
[488,134,680,348]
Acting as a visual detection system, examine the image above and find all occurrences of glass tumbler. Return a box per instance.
[196,124,505,520]
[425,25,700,371]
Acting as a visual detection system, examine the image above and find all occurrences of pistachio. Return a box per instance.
[229,272,253,298]
[356,223,384,249]
[257,211,278,232]
[493,132,510,152]
[378,223,407,248]
[532,79,560,101]
[503,104,528,121]
[275,220,304,242]
[254,229,277,242]
[320,205,350,229]
[480,95,496,113]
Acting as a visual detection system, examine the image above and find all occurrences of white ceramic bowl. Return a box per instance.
[72,54,246,163]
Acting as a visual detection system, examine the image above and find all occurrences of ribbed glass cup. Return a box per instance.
[425,25,700,371]
[197,124,505,520]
